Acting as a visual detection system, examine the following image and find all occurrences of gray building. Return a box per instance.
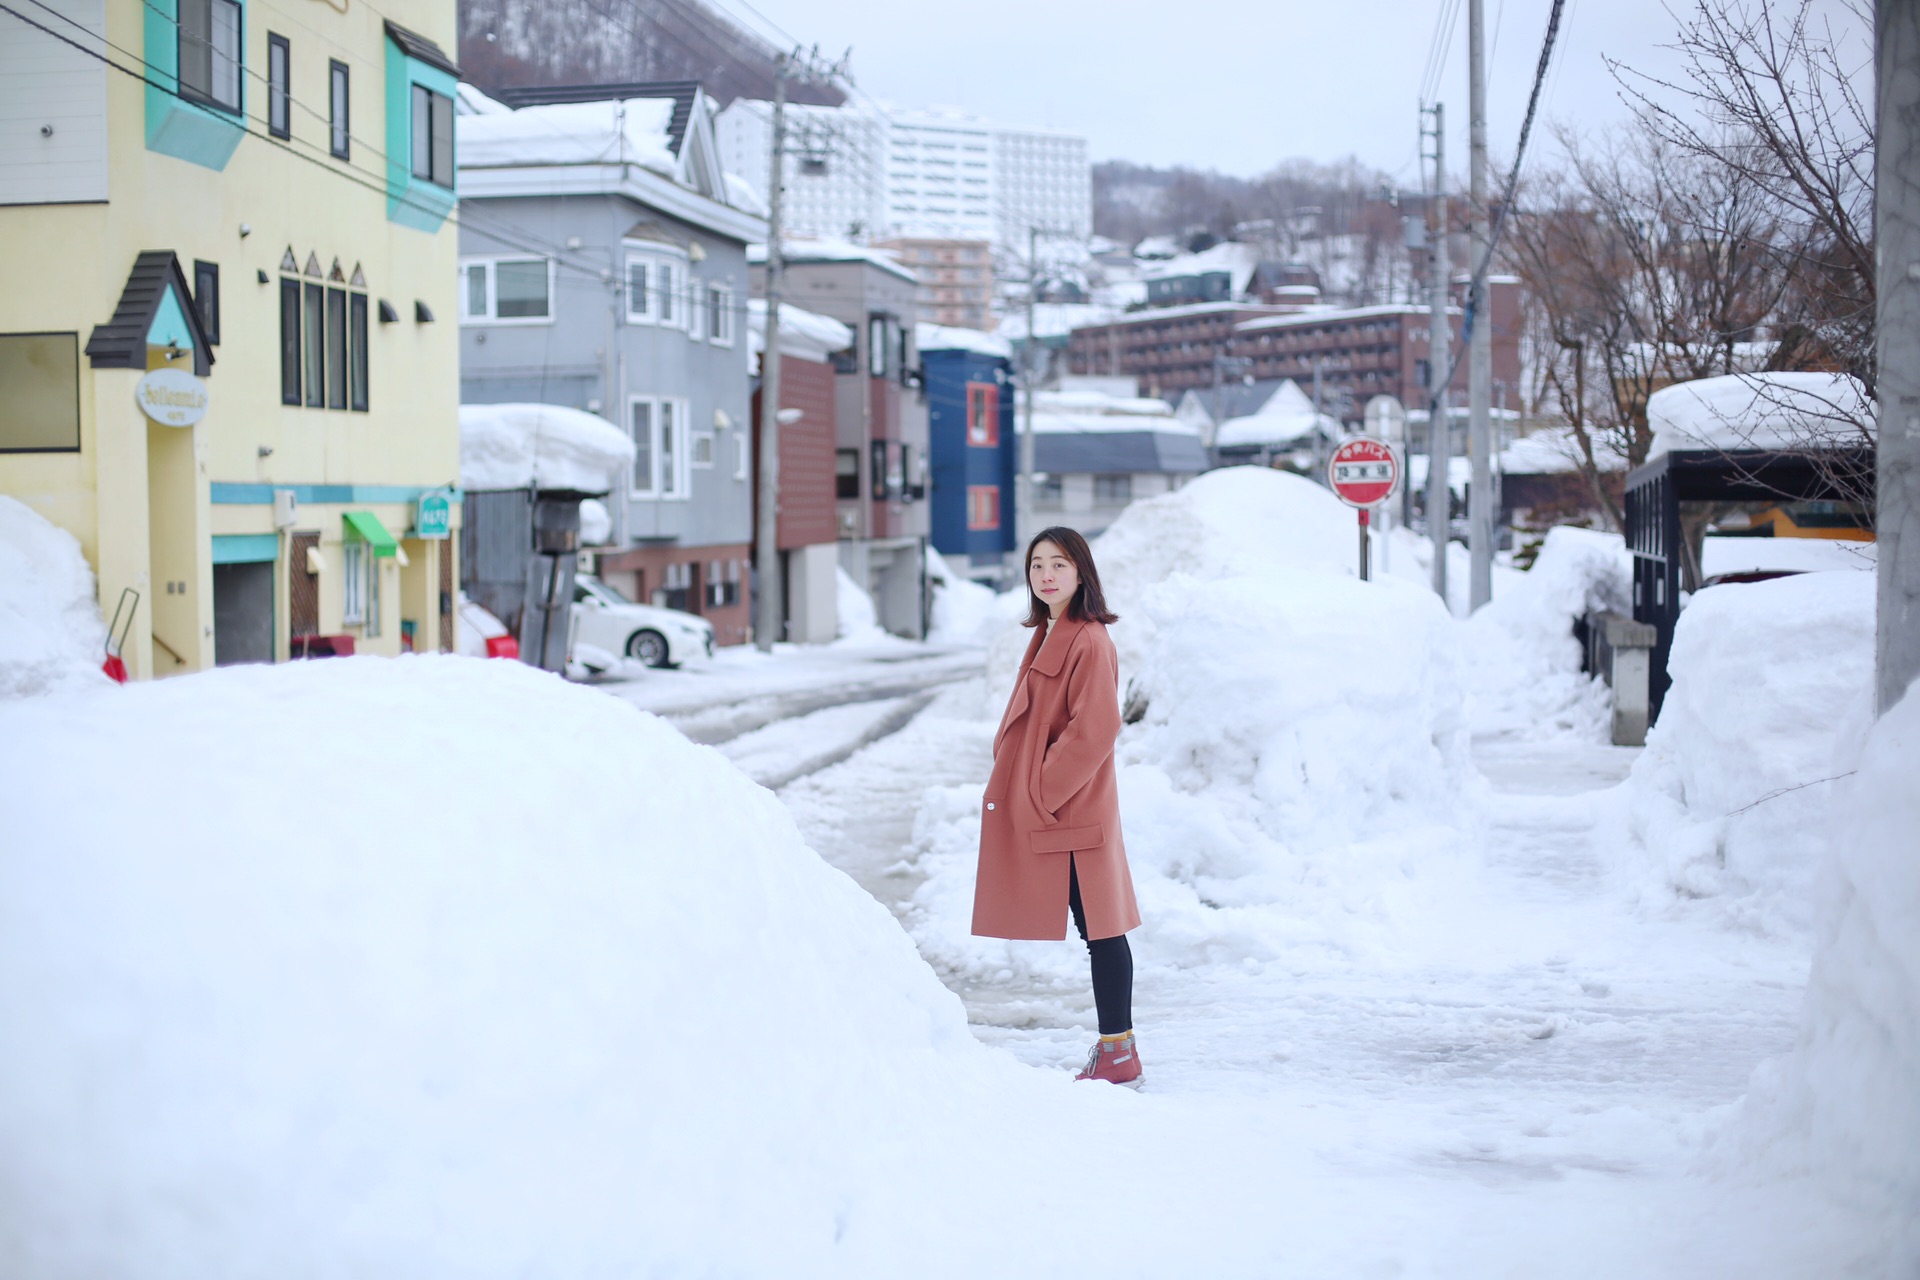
[457,83,767,646]
[752,243,932,638]
[1030,382,1209,537]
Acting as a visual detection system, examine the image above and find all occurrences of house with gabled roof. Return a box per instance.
[456,81,769,646]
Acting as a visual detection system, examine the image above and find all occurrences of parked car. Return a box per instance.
[571,576,714,667]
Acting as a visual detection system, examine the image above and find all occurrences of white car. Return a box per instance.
[571,576,714,668]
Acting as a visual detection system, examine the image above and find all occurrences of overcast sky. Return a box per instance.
[724,0,1859,180]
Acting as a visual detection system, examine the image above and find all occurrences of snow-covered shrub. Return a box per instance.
[1731,682,1920,1270]
[908,467,1478,980]
[1462,525,1632,739]
[1601,571,1875,935]
[0,496,110,699]
[0,656,1075,1275]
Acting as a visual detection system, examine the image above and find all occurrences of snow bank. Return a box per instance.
[1462,526,1632,739]
[1732,683,1920,1262]
[909,466,1477,981]
[0,657,1056,1276]
[926,548,1018,647]
[1645,372,1874,460]
[577,497,612,546]
[0,496,110,699]
[456,97,679,176]
[1602,572,1876,935]
[459,403,635,494]
[834,565,885,644]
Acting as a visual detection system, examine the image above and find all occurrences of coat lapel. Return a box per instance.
[993,625,1049,755]
[1029,615,1083,678]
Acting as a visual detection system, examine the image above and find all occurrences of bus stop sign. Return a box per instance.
[1328,435,1400,508]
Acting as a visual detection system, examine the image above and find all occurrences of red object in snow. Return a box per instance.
[102,586,138,683]
[484,634,520,660]
[1327,435,1400,508]
[291,634,357,658]
[102,654,128,684]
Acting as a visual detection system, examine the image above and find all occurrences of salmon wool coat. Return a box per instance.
[972,616,1142,941]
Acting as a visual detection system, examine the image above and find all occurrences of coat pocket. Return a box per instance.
[1029,824,1101,854]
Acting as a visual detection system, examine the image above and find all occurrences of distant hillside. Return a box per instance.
[457,0,846,108]
[1093,158,1394,250]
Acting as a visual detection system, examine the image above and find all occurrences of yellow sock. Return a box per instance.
[1100,1030,1132,1043]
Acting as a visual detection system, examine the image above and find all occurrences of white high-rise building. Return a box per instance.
[714,99,1090,253]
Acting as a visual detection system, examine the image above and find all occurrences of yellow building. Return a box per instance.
[0,0,462,678]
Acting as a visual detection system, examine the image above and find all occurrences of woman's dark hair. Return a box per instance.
[1023,526,1119,628]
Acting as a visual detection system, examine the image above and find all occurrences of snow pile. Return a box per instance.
[1734,683,1920,1257]
[834,565,885,644]
[1701,535,1874,579]
[1602,572,1876,935]
[0,657,1061,1276]
[1461,526,1633,739]
[460,403,635,494]
[1646,372,1874,460]
[457,97,679,176]
[1213,379,1341,449]
[925,548,1010,647]
[908,466,1477,980]
[577,498,612,546]
[0,497,110,699]
[748,299,853,367]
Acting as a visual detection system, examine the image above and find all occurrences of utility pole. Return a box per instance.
[1423,103,1451,603]
[1017,224,1074,551]
[755,48,846,653]
[1876,0,1920,713]
[1466,0,1495,611]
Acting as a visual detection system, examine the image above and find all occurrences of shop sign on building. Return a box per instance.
[133,367,208,427]
[415,488,453,539]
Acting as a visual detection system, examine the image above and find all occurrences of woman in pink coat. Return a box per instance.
[974,526,1144,1085]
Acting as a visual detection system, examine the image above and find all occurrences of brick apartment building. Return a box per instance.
[871,237,993,329]
[1065,302,1291,396]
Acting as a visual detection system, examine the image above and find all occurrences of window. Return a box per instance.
[836,448,860,499]
[0,332,81,453]
[734,434,749,481]
[278,280,300,405]
[1034,474,1064,510]
[342,539,367,624]
[325,287,347,409]
[686,280,704,343]
[410,84,454,187]
[266,35,289,138]
[302,282,324,407]
[902,443,924,500]
[707,281,733,345]
[706,559,740,608]
[967,486,1000,531]
[625,252,685,327]
[329,60,349,160]
[348,294,368,412]
[1094,473,1133,503]
[460,258,553,323]
[654,561,691,611]
[178,0,241,114]
[192,260,220,345]
[628,396,690,499]
[868,315,888,377]
[691,430,715,467]
[965,382,998,446]
[870,439,890,499]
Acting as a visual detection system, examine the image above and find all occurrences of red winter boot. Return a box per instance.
[1075,1031,1143,1086]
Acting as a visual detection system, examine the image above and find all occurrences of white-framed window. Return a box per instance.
[691,429,716,468]
[625,250,688,328]
[460,257,553,324]
[734,434,750,481]
[342,539,366,624]
[706,281,734,346]
[628,396,691,499]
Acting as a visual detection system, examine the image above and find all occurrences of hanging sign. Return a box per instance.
[415,488,452,540]
[134,367,209,427]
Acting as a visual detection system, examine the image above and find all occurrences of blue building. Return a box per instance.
[919,325,1016,584]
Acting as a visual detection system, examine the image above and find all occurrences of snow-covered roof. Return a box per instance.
[915,323,1011,360]
[460,402,635,495]
[1213,380,1342,449]
[458,98,680,177]
[1136,241,1265,297]
[1079,300,1288,329]
[1645,372,1876,460]
[749,239,917,284]
[455,83,511,116]
[1031,388,1189,430]
[749,300,853,365]
[1497,425,1628,475]
[995,303,1117,343]
[1236,302,1457,335]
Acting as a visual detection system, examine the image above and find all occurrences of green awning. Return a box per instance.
[343,510,399,558]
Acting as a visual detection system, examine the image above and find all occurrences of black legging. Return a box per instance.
[1068,855,1134,1036]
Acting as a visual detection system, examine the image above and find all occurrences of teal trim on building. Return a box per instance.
[211,533,280,564]
[384,41,457,232]
[146,286,198,356]
[143,0,246,171]
[210,482,465,506]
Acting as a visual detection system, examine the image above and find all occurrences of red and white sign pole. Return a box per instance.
[1327,436,1402,582]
